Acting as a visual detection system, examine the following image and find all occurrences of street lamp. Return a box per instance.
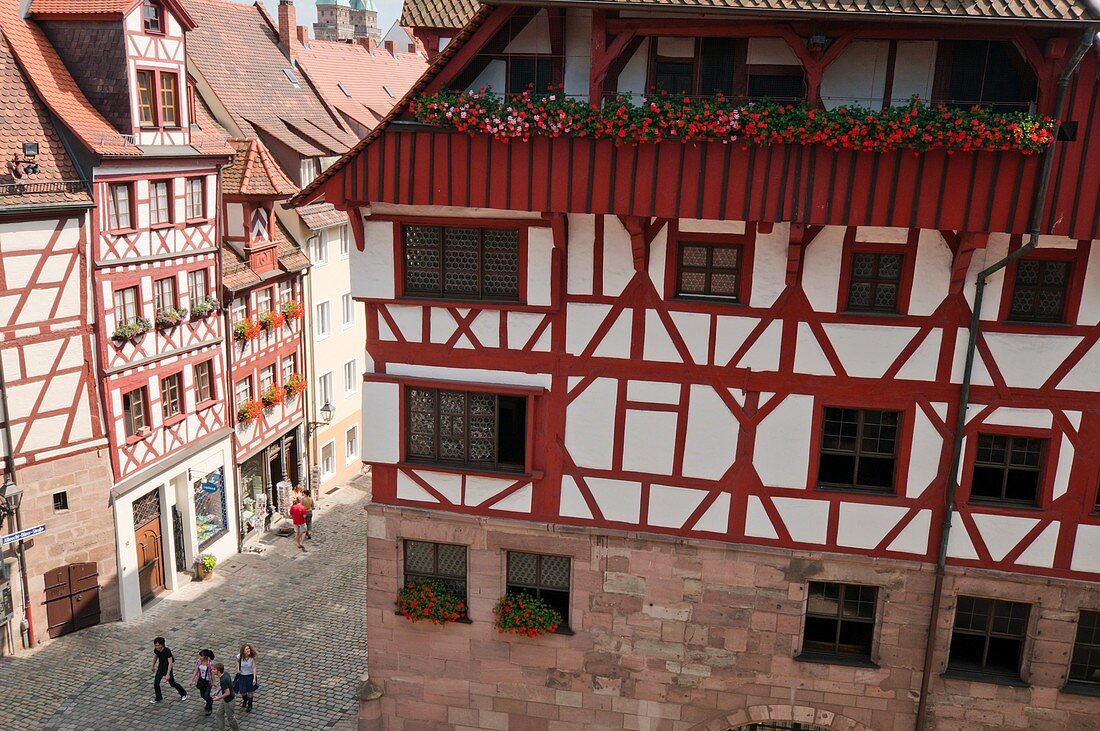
[307,400,335,435]
[0,476,21,522]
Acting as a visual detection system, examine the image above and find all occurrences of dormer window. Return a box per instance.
[160,73,180,127]
[136,71,157,126]
[143,1,163,34]
[136,70,182,129]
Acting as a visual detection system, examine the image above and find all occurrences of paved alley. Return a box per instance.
[0,477,370,731]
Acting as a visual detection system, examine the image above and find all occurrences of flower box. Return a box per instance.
[259,310,286,330]
[155,307,187,331]
[110,316,151,344]
[194,553,216,580]
[190,296,220,319]
[237,399,263,424]
[261,384,287,407]
[233,318,261,342]
[281,300,304,320]
[286,373,307,398]
[493,592,561,637]
[395,578,466,625]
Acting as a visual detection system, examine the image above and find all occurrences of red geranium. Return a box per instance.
[396,578,466,625]
[493,592,561,637]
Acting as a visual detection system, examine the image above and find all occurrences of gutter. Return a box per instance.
[913,26,1098,731]
[0,200,94,217]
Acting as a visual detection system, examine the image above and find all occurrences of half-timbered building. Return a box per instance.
[0,0,237,621]
[297,0,1100,728]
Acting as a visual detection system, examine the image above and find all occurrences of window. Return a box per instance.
[283,68,300,88]
[846,252,903,313]
[677,242,744,300]
[123,387,149,437]
[257,288,273,315]
[235,378,252,407]
[934,41,1036,111]
[52,491,69,512]
[403,540,467,609]
[342,293,354,328]
[187,269,208,302]
[648,37,804,100]
[281,354,296,384]
[405,387,528,472]
[1008,259,1071,323]
[154,276,177,312]
[403,225,520,301]
[321,441,335,478]
[278,281,294,304]
[150,180,171,226]
[313,233,330,267]
[113,286,140,325]
[948,596,1030,678]
[748,67,806,100]
[160,72,180,126]
[800,582,877,662]
[338,82,351,97]
[185,177,205,220]
[339,225,350,259]
[231,297,247,323]
[817,408,899,492]
[107,183,133,230]
[343,360,356,396]
[260,365,275,392]
[142,0,162,33]
[1069,610,1100,686]
[970,434,1045,505]
[136,70,157,126]
[316,300,331,338]
[318,372,333,406]
[161,372,182,419]
[194,360,213,403]
[507,56,553,95]
[345,425,359,463]
[506,552,571,629]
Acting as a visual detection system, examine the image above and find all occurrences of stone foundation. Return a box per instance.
[362,503,1100,731]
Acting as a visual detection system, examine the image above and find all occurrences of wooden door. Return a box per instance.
[43,562,101,638]
[137,518,164,603]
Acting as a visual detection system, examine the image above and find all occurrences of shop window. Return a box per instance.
[405,387,527,472]
[817,408,899,492]
[970,434,1045,505]
[933,40,1036,111]
[194,360,214,404]
[193,468,228,550]
[1069,610,1100,687]
[506,551,571,630]
[799,582,877,662]
[947,595,1030,679]
[114,286,140,325]
[402,225,520,301]
[150,180,171,226]
[846,253,903,313]
[677,242,744,301]
[1008,259,1071,324]
[154,276,177,312]
[123,387,149,437]
[403,540,467,610]
[107,183,133,230]
[160,372,182,419]
[185,177,205,220]
[239,453,266,535]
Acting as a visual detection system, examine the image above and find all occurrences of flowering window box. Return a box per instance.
[493,592,562,638]
[261,384,287,407]
[233,318,261,342]
[190,296,220,319]
[259,310,286,330]
[155,307,187,331]
[395,578,466,625]
[281,300,304,320]
[237,399,263,424]
[286,373,307,398]
[111,316,151,344]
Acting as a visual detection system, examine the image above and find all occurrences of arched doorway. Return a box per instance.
[690,705,874,731]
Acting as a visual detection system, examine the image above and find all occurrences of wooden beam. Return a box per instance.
[422,6,517,95]
[604,18,1032,42]
[949,232,989,294]
[590,12,637,106]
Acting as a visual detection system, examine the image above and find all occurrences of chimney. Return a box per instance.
[384,39,395,56]
[296,25,309,45]
[278,0,297,58]
[358,36,376,53]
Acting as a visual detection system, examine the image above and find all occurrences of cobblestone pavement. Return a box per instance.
[0,476,370,731]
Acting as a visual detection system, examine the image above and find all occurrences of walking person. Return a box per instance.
[290,496,307,551]
[211,662,240,731]
[302,488,315,539]
[192,649,215,716]
[236,644,259,713]
[151,637,188,703]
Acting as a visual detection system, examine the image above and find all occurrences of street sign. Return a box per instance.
[201,481,219,494]
[1,523,45,545]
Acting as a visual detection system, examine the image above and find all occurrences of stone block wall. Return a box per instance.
[362,504,1100,731]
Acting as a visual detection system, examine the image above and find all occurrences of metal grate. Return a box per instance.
[133,489,161,529]
[0,180,85,196]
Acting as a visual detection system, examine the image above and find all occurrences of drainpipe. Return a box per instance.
[0,352,35,648]
[913,28,1097,731]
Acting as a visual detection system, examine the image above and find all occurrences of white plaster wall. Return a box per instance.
[750,222,788,308]
[1071,524,1100,572]
[226,202,245,237]
[821,41,889,110]
[602,216,636,297]
[823,324,919,379]
[891,41,937,104]
[469,59,506,94]
[563,8,593,98]
[747,38,800,65]
[361,380,399,463]
[1078,241,1100,325]
[385,363,552,389]
[587,477,641,523]
[617,38,651,97]
[679,219,745,235]
[793,322,834,376]
[527,227,554,306]
[567,215,595,295]
[753,394,813,489]
[982,332,1083,389]
[668,311,710,365]
[566,303,611,355]
[682,385,738,480]
[836,502,909,549]
[647,484,706,529]
[772,497,828,544]
[907,405,945,498]
[565,377,617,469]
[647,225,668,297]
[356,219,396,299]
[504,9,551,54]
[910,230,951,316]
[621,409,678,475]
[802,226,844,312]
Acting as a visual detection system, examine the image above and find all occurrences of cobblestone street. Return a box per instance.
[0,477,369,731]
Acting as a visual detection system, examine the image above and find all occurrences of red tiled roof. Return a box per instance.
[297,202,346,230]
[295,38,428,134]
[221,220,309,292]
[184,0,357,158]
[0,0,140,156]
[400,0,479,29]
[29,0,197,29]
[0,29,89,206]
[223,138,298,198]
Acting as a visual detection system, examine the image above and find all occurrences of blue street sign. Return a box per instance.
[201,482,219,494]
[1,523,45,545]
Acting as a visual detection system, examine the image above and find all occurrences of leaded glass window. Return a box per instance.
[1009,259,1070,323]
[506,551,571,629]
[405,387,527,471]
[403,540,467,608]
[847,252,903,313]
[402,224,520,301]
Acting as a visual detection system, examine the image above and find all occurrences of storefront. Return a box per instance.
[193,467,228,550]
[239,429,301,541]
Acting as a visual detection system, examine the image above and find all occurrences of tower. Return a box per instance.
[313,0,380,42]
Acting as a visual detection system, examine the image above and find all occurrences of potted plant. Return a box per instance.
[110,316,152,344]
[233,318,261,342]
[258,310,286,330]
[493,592,562,637]
[155,307,187,331]
[395,578,466,625]
[237,399,263,424]
[281,300,304,320]
[261,384,287,407]
[190,296,220,318]
[286,373,307,398]
[194,553,217,580]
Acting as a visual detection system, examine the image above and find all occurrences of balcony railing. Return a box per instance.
[0,180,86,197]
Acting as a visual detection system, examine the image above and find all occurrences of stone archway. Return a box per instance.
[690,705,875,731]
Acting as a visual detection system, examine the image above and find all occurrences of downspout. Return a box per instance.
[0,349,34,648]
[914,27,1097,731]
